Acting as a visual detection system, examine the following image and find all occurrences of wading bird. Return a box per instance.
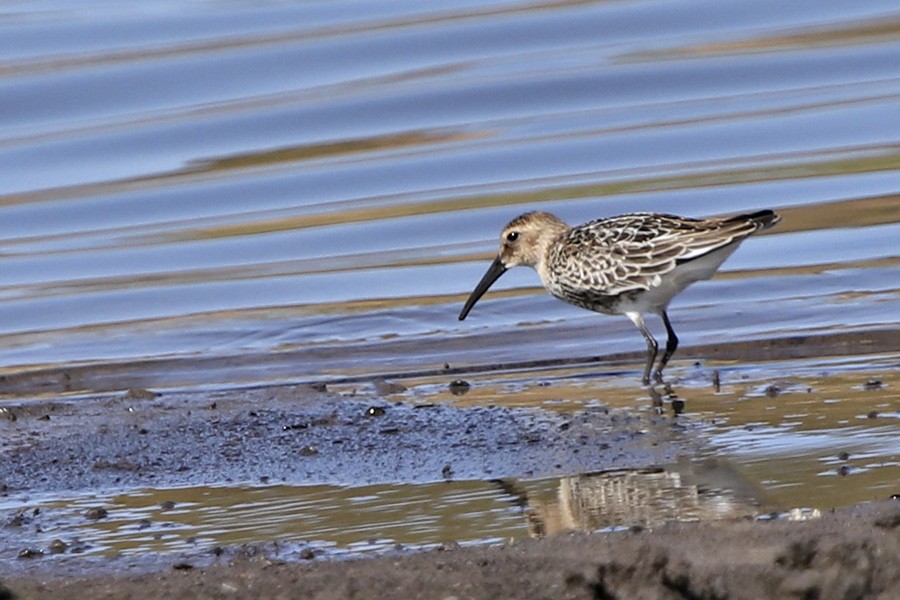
[459,210,780,384]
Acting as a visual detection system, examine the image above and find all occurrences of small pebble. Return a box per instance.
[84,507,108,520]
[299,445,319,457]
[863,379,883,391]
[449,380,471,396]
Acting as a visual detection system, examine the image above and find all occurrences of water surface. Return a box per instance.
[1,0,898,560]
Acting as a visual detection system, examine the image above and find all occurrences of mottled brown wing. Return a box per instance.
[547,212,766,297]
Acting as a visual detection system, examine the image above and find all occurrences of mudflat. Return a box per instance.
[1,355,898,600]
[3,501,898,599]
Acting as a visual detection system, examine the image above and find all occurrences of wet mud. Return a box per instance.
[0,381,698,570]
[3,500,898,600]
[0,383,691,495]
[0,327,894,398]
[0,351,897,598]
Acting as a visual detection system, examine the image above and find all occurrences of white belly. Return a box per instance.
[625,242,742,313]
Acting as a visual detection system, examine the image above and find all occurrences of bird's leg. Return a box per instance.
[653,310,679,383]
[626,312,658,385]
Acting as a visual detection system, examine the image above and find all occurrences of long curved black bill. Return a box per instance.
[459,256,507,320]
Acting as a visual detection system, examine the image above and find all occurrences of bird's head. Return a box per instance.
[458,212,569,320]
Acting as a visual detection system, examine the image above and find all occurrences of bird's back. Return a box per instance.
[543,210,779,314]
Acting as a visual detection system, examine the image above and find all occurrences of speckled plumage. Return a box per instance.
[459,209,780,384]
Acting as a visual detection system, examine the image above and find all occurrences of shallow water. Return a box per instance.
[2,460,763,560]
[1,0,898,561]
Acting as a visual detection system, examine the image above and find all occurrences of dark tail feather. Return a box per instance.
[725,209,781,231]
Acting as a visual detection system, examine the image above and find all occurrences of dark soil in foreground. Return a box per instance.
[1,371,898,599]
[0,382,692,494]
[3,501,898,600]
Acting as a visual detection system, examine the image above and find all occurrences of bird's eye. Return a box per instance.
[506,231,519,242]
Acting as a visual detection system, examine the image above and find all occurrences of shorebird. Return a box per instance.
[459,210,780,384]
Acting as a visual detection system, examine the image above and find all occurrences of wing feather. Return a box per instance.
[546,212,767,298]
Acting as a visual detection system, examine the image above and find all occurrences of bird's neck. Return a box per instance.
[534,222,569,283]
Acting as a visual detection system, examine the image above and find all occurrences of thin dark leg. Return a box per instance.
[627,312,658,385]
[653,310,679,383]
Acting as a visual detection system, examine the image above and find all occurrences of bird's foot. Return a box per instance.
[647,381,684,415]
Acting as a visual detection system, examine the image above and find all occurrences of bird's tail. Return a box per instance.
[725,209,781,231]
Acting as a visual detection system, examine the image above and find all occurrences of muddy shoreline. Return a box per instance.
[0,328,894,398]
[3,500,898,599]
[1,343,897,599]
[0,383,695,495]
[1,382,703,573]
